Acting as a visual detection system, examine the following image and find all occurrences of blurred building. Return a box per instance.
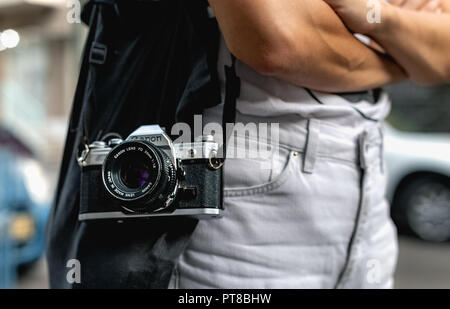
[0,0,86,172]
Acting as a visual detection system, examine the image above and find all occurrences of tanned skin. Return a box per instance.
[208,0,407,93]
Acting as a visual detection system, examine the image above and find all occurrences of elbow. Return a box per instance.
[250,52,288,76]
[248,53,282,76]
[412,63,450,86]
[413,71,449,86]
[230,44,293,76]
[226,29,297,77]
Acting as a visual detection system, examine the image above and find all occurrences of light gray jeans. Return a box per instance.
[170,100,398,289]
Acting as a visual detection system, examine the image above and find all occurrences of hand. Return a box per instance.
[323,0,445,35]
[369,0,444,53]
[322,0,390,34]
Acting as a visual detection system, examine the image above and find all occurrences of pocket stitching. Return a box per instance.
[224,151,296,197]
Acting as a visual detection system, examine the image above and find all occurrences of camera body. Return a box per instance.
[78,125,223,221]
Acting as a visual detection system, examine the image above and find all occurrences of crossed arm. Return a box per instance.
[208,0,406,92]
[324,0,450,85]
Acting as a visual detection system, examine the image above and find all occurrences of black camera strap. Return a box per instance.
[220,54,240,161]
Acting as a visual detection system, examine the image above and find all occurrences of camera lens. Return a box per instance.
[118,152,152,189]
[102,140,177,213]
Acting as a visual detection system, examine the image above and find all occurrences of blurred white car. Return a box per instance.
[385,124,450,242]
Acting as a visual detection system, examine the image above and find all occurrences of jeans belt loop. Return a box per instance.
[302,119,321,174]
[378,125,385,174]
[358,130,370,170]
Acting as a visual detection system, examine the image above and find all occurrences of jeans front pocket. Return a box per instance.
[224,145,296,198]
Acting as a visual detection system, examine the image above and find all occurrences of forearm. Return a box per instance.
[270,1,406,92]
[368,3,450,84]
[209,0,406,92]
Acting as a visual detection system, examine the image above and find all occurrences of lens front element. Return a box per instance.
[102,141,168,211]
[119,151,153,189]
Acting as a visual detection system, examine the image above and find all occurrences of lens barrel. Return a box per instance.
[102,140,176,212]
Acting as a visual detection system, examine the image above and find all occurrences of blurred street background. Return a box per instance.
[0,0,449,289]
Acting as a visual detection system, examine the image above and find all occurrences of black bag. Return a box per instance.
[46,0,238,288]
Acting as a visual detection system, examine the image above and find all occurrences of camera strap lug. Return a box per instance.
[77,142,91,167]
[208,150,224,170]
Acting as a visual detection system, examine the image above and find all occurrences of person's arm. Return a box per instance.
[208,0,406,92]
[374,2,450,84]
[323,0,450,85]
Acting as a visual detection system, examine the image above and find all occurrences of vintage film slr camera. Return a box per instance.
[78,125,223,221]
